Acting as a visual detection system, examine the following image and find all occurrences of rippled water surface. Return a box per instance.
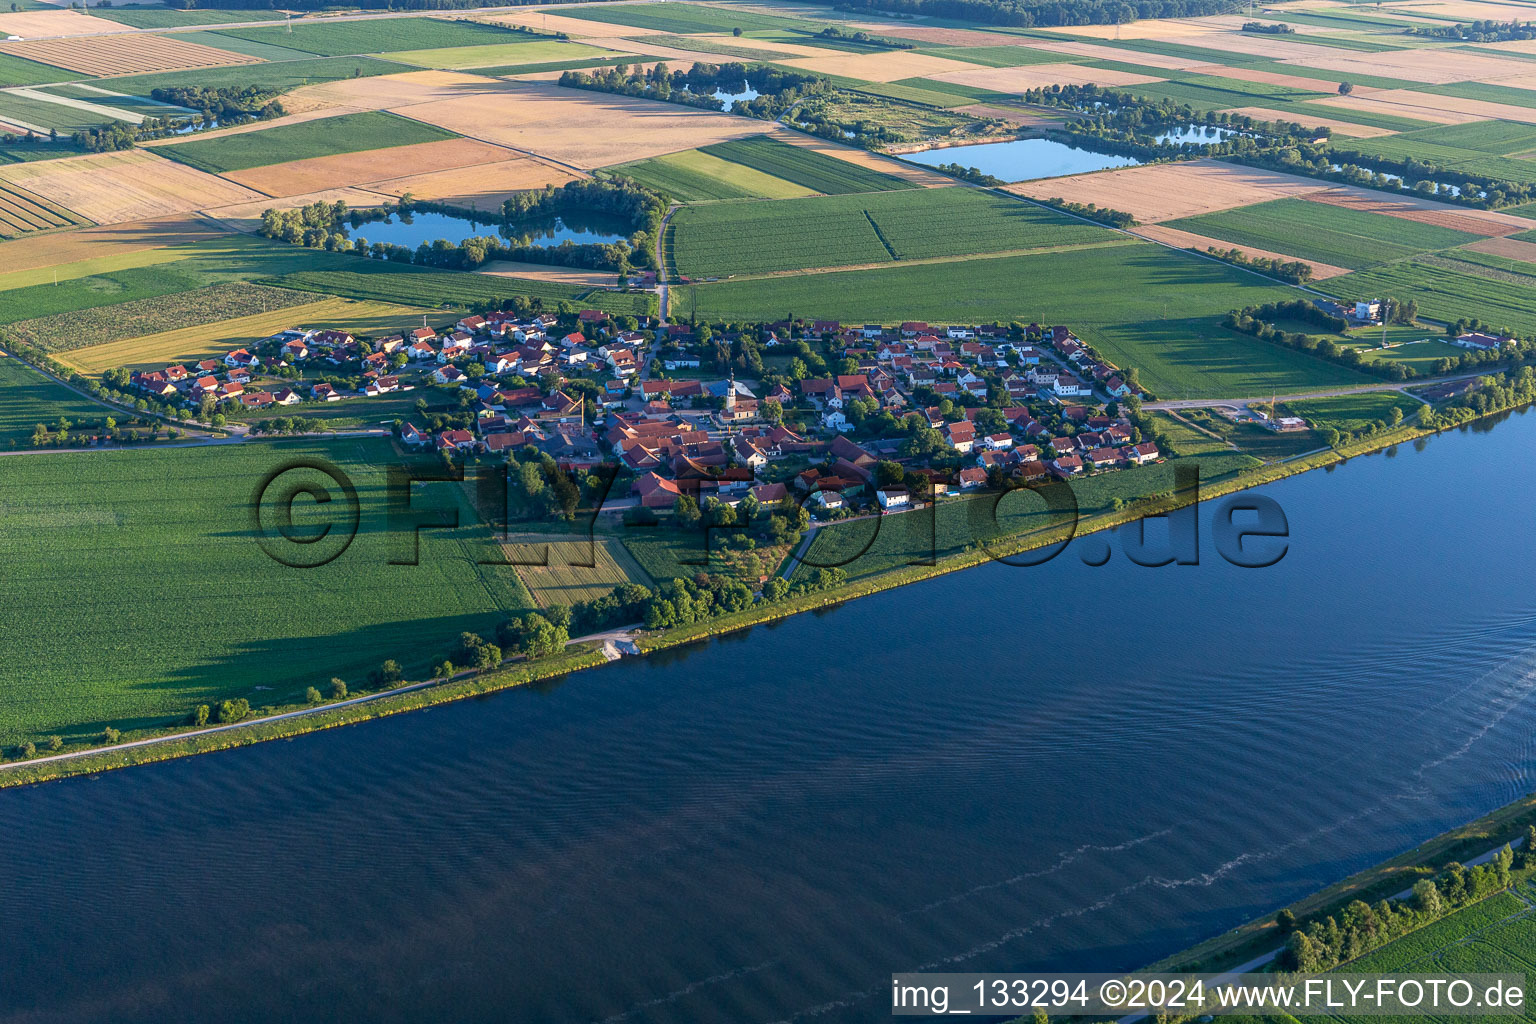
[6,413,1536,1023]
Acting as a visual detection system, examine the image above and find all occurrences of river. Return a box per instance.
[6,411,1536,1023]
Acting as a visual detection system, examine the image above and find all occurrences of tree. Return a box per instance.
[305,686,323,704]
[674,494,702,529]
[14,740,34,759]
[437,661,455,680]
[1412,878,1444,917]
[330,678,348,700]
[1338,81,1354,95]
[763,576,790,601]
[102,727,120,744]
[1276,908,1297,934]
[1284,930,1322,972]
[1523,825,1536,867]
[376,660,402,686]
[216,698,250,724]
[193,704,210,727]
[46,735,62,752]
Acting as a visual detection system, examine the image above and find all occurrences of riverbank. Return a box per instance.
[0,403,1476,789]
[1141,789,1536,976]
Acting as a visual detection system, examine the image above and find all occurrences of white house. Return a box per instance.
[876,489,910,511]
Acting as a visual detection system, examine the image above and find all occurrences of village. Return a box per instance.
[126,308,1174,520]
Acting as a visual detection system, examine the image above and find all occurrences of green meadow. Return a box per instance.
[0,438,533,744]
[156,111,458,173]
[0,357,115,448]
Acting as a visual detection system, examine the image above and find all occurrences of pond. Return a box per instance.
[1327,162,1479,198]
[1153,124,1239,145]
[902,136,1142,182]
[344,209,632,250]
[683,84,760,107]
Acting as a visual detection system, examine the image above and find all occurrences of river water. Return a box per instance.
[6,412,1536,1023]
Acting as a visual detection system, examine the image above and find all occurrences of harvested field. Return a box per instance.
[0,178,86,239]
[927,62,1165,91]
[777,50,982,83]
[0,150,262,225]
[842,22,1024,47]
[1465,235,1536,261]
[1133,223,1353,279]
[1006,160,1332,223]
[0,215,223,277]
[1221,106,1396,137]
[221,137,519,198]
[57,296,435,374]
[393,82,770,169]
[507,536,652,607]
[1279,47,1536,85]
[1035,19,1226,39]
[1389,0,1536,17]
[765,129,956,188]
[280,69,505,115]
[478,260,616,288]
[0,10,128,37]
[1313,91,1487,124]
[365,156,579,209]
[0,33,256,76]
[1300,189,1531,235]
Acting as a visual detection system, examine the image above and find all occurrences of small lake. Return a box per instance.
[1154,124,1239,145]
[903,136,1142,182]
[683,84,760,107]
[1328,162,1479,198]
[344,209,632,250]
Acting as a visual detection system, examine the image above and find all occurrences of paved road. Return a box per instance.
[0,622,642,773]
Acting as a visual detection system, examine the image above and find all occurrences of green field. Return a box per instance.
[1165,198,1482,270]
[383,39,615,68]
[0,91,124,133]
[269,264,655,317]
[668,187,1115,277]
[0,236,344,326]
[157,110,458,173]
[683,241,1367,398]
[1423,80,1536,112]
[0,356,114,449]
[915,44,1063,66]
[92,8,286,27]
[1177,407,1323,461]
[210,17,521,57]
[1322,259,1536,335]
[6,282,317,353]
[697,136,917,195]
[1282,391,1424,434]
[0,52,71,89]
[1330,121,1536,185]
[0,438,534,743]
[610,149,818,201]
[101,56,403,98]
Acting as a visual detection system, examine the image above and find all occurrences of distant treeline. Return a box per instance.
[559,62,829,119]
[832,0,1235,28]
[1407,18,1536,41]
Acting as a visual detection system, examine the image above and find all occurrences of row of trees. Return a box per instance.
[833,0,1234,30]
[1281,845,1515,972]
